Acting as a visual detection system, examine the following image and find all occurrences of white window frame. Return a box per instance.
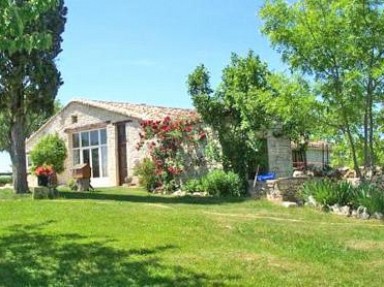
[72,128,108,179]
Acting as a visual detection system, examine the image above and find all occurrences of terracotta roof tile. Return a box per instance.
[72,99,199,121]
[292,140,331,150]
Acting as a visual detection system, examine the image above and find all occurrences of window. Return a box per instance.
[72,128,108,178]
[90,130,99,146]
[26,154,32,168]
[81,131,89,147]
[72,133,80,148]
[71,115,78,124]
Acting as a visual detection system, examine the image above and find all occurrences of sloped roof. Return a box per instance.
[72,99,198,120]
[26,98,199,145]
[292,140,331,150]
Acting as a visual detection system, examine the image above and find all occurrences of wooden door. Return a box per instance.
[117,124,128,185]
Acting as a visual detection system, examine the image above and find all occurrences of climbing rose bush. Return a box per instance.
[136,116,207,191]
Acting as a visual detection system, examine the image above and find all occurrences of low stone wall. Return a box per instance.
[266,177,309,202]
[32,186,59,200]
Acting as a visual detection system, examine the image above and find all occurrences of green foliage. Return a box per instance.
[0,0,67,193]
[299,179,354,207]
[260,0,384,172]
[2,187,384,286]
[183,178,202,194]
[352,184,384,214]
[188,52,273,185]
[133,158,158,192]
[203,139,222,167]
[25,99,63,140]
[30,134,67,174]
[0,0,57,54]
[260,74,319,143]
[331,134,384,168]
[67,178,77,191]
[188,51,318,186]
[0,176,12,186]
[136,117,207,191]
[300,179,384,214]
[183,170,243,197]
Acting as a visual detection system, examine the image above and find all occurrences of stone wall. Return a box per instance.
[26,102,132,187]
[306,148,331,167]
[266,177,308,202]
[125,120,145,179]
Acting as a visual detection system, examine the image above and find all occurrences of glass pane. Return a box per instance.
[100,129,107,145]
[73,149,80,165]
[72,133,80,148]
[92,148,100,178]
[81,132,89,147]
[90,130,99,146]
[82,149,90,164]
[101,146,108,177]
[26,155,32,167]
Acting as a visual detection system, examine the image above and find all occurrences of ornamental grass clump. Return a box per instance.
[352,184,384,214]
[299,179,384,216]
[299,179,355,207]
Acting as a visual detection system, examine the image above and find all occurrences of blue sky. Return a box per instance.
[0,0,286,172]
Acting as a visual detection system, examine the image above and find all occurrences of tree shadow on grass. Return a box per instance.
[59,190,247,205]
[0,221,236,286]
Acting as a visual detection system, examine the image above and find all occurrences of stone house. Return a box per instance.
[292,141,331,169]
[26,99,294,187]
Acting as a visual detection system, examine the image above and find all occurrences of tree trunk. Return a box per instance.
[345,126,362,179]
[10,117,29,193]
[368,92,374,167]
[365,79,374,169]
[363,102,369,167]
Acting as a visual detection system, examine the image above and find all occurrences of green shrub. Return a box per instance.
[225,171,242,197]
[163,179,178,193]
[200,169,242,197]
[0,176,12,186]
[183,178,203,193]
[133,158,158,192]
[30,133,67,173]
[299,179,354,207]
[67,178,77,191]
[333,180,355,206]
[352,184,384,214]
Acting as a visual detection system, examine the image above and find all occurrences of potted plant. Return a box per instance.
[35,164,53,187]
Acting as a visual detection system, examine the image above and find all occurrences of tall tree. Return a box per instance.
[259,73,319,143]
[188,52,273,190]
[260,0,384,177]
[0,0,67,193]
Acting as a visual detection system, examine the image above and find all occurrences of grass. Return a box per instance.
[0,187,384,286]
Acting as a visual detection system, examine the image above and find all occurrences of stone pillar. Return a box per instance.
[76,178,91,191]
[267,132,293,178]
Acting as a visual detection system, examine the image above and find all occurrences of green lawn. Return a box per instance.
[1,187,384,287]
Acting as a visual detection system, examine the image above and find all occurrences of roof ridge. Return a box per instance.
[73,98,195,111]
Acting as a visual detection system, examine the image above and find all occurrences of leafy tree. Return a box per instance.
[188,52,272,191]
[259,73,319,143]
[188,52,318,189]
[29,133,67,174]
[0,0,67,193]
[260,0,384,177]
[25,99,63,138]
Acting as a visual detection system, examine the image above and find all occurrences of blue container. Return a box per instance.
[257,172,276,182]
